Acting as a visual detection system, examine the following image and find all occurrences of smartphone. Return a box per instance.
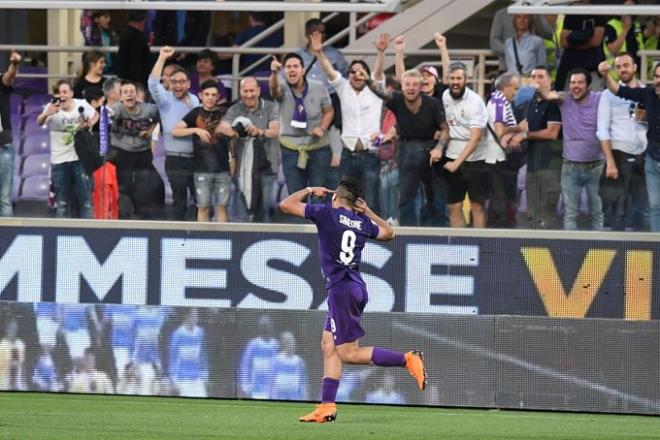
[51,96,61,105]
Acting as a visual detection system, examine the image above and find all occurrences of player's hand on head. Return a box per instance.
[354,198,369,214]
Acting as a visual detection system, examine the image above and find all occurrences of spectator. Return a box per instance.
[486,72,524,228]
[309,31,390,214]
[540,68,604,230]
[33,302,59,349]
[149,46,200,221]
[168,310,208,398]
[437,63,490,228]
[505,14,547,76]
[296,19,348,189]
[37,79,97,219]
[0,319,26,390]
[106,80,161,219]
[117,10,152,87]
[32,346,62,392]
[597,53,647,231]
[74,50,106,99]
[510,65,563,229]
[599,61,660,231]
[366,69,447,226]
[269,53,334,205]
[66,348,114,394]
[219,77,281,222]
[80,10,117,74]
[0,50,20,217]
[378,76,401,225]
[555,2,607,90]
[58,304,96,361]
[103,77,121,107]
[490,3,554,72]
[152,10,211,48]
[395,33,451,100]
[189,49,226,104]
[238,315,280,399]
[172,80,231,223]
[544,14,565,83]
[271,332,308,401]
[221,12,284,74]
[603,0,645,69]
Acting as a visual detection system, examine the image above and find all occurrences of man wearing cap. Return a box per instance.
[308,31,390,213]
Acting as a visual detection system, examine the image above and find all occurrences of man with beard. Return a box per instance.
[218,77,280,222]
[106,80,160,219]
[433,63,490,228]
[539,68,604,230]
[149,46,200,220]
[269,53,334,205]
[308,31,390,214]
[599,60,660,231]
[172,80,231,223]
[596,53,647,231]
[364,68,447,227]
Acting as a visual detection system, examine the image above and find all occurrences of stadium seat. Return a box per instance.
[9,93,22,115]
[23,117,49,138]
[19,174,50,201]
[21,154,50,178]
[21,133,51,156]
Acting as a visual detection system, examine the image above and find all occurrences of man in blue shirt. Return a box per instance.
[280,176,426,423]
[149,46,200,220]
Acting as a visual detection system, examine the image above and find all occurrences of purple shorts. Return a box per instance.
[323,277,368,346]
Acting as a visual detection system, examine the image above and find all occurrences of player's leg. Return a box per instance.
[299,330,340,423]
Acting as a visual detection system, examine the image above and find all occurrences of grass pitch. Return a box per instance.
[1,392,659,440]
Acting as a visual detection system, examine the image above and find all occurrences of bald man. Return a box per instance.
[219,77,281,221]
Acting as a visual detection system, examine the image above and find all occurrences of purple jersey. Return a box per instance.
[305,203,379,288]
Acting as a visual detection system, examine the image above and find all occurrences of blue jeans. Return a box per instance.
[380,162,399,221]
[561,159,604,230]
[280,145,330,204]
[51,160,92,218]
[340,149,380,213]
[0,143,14,217]
[644,155,660,232]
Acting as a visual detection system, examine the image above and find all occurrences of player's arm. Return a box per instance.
[279,186,333,218]
[355,198,394,241]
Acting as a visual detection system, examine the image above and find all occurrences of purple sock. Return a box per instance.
[371,347,406,367]
[321,377,340,403]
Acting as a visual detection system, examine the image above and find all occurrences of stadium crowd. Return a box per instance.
[0,4,659,230]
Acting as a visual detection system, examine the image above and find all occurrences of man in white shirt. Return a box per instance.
[308,32,389,211]
[597,52,647,230]
[37,79,98,218]
[433,63,490,228]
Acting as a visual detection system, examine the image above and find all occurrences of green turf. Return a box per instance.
[1,392,659,440]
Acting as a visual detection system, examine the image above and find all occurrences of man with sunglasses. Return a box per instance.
[308,32,390,213]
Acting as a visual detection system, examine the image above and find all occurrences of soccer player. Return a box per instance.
[279,176,427,424]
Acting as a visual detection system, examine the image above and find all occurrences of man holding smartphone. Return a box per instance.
[0,51,21,217]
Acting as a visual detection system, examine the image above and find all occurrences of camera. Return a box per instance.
[51,96,61,105]
[234,122,248,138]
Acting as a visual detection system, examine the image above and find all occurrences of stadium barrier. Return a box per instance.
[0,220,658,414]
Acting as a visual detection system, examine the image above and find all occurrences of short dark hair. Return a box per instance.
[614,52,636,64]
[120,79,136,89]
[568,67,591,86]
[169,67,190,80]
[92,10,110,19]
[283,52,304,68]
[531,65,551,75]
[199,79,219,92]
[83,86,104,103]
[336,176,364,207]
[305,18,324,35]
[196,49,216,63]
[55,78,72,92]
[128,11,146,23]
[349,60,371,78]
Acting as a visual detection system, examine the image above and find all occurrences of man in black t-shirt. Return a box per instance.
[555,5,607,90]
[364,69,448,227]
[172,80,231,222]
[0,50,21,217]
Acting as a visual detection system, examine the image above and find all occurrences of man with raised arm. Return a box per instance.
[279,177,426,424]
[308,31,390,213]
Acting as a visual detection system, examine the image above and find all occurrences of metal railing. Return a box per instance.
[0,44,500,98]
